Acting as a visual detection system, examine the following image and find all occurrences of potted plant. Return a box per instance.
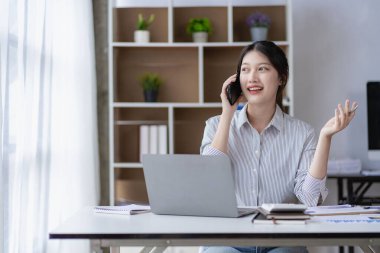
[246,12,271,41]
[186,18,212,43]
[139,72,162,102]
[134,14,155,43]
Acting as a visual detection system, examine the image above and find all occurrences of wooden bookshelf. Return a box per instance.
[109,0,293,205]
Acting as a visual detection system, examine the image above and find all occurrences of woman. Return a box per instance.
[200,41,357,253]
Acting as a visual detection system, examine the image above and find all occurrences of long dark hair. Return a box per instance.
[236,41,289,110]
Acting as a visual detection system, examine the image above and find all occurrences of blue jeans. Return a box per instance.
[202,246,308,253]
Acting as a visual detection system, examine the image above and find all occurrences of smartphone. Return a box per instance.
[226,81,242,105]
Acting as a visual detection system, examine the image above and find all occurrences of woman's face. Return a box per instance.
[239,50,280,107]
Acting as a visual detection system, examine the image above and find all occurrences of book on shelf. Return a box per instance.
[158,125,167,154]
[139,125,149,162]
[149,125,158,154]
[139,124,168,162]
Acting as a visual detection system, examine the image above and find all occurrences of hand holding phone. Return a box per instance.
[226,81,242,105]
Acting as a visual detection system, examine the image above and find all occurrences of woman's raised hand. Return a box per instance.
[320,99,358,138]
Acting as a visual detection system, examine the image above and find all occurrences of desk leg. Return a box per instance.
[347,179,354,204]
[140,247,155,253]
[140,246,167,253]
[337,178,344,204]
[91,240,103,253]
[110,247,120,253]
[151,246,168,253]
[359,245,376,253]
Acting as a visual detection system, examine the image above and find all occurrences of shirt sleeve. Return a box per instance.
[200,116,228,157]
[294,127,328,207]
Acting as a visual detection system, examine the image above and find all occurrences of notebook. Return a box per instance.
[252,212,307,225]
[142,154,255,218]
[94,204,150,215]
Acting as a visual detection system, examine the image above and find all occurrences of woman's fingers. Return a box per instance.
[222,74,237,89]
[350,102,359,113]
[344,99,350,117]
[335,100,359,130]
[338,104,345,126]
[334,108,339,128]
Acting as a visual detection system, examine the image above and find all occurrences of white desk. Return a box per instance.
[50,207,380,253]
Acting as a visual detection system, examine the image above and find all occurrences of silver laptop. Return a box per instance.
[142,154,255,218]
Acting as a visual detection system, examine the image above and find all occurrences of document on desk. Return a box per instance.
[94,204,150,215]
[311,214,380,223]
[305,205,380,216]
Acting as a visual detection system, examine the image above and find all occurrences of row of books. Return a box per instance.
[139,125,167,162]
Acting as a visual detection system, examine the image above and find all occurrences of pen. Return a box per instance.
[251,211,260,223]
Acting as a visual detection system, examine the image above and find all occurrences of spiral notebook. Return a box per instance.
[94,204,150,215]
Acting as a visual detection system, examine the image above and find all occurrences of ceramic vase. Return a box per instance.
[192,32,208,43]
[250,27,268,41]
[134,30,150,43]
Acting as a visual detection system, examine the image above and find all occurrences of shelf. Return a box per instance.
[233,6,287,42]
[109,0,293,205]
[115,120,168,125]
[174,107,221,154]
[232,0,287,6]
[113,102,222,108]
[113,8,168,43]
[204,46,244,102]
[173,7,228,42]
[113,163,143,168]
[114,47,198,103]
[112,41,290,47]
[115,168,148,203]
[114,108,168,163]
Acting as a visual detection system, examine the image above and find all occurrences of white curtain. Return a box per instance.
[0,0,100,252]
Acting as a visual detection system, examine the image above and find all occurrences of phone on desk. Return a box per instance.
[226,80,242,105]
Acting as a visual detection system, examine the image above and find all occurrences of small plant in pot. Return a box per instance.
[134,14,155,43]
[186,18,212,43]
[139,72,162,102]
[246,12,271,41]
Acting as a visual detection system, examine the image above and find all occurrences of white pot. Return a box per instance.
[134,30,150,43]
[250,27,268,41]
[192,32,208,43]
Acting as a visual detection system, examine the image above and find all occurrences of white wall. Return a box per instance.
[293,4,380,251]
[293,0,380,170]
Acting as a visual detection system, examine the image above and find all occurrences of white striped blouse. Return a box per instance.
[200,104,328,207]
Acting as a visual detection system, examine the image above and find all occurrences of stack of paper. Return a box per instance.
[261,203,307,213]
[361,169,380,176]
[311,214,380,223]
[327,159,361,174]
[305,205,380,216]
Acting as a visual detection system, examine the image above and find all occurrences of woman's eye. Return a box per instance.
[241,67,248,72]
[258,66,268,72]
